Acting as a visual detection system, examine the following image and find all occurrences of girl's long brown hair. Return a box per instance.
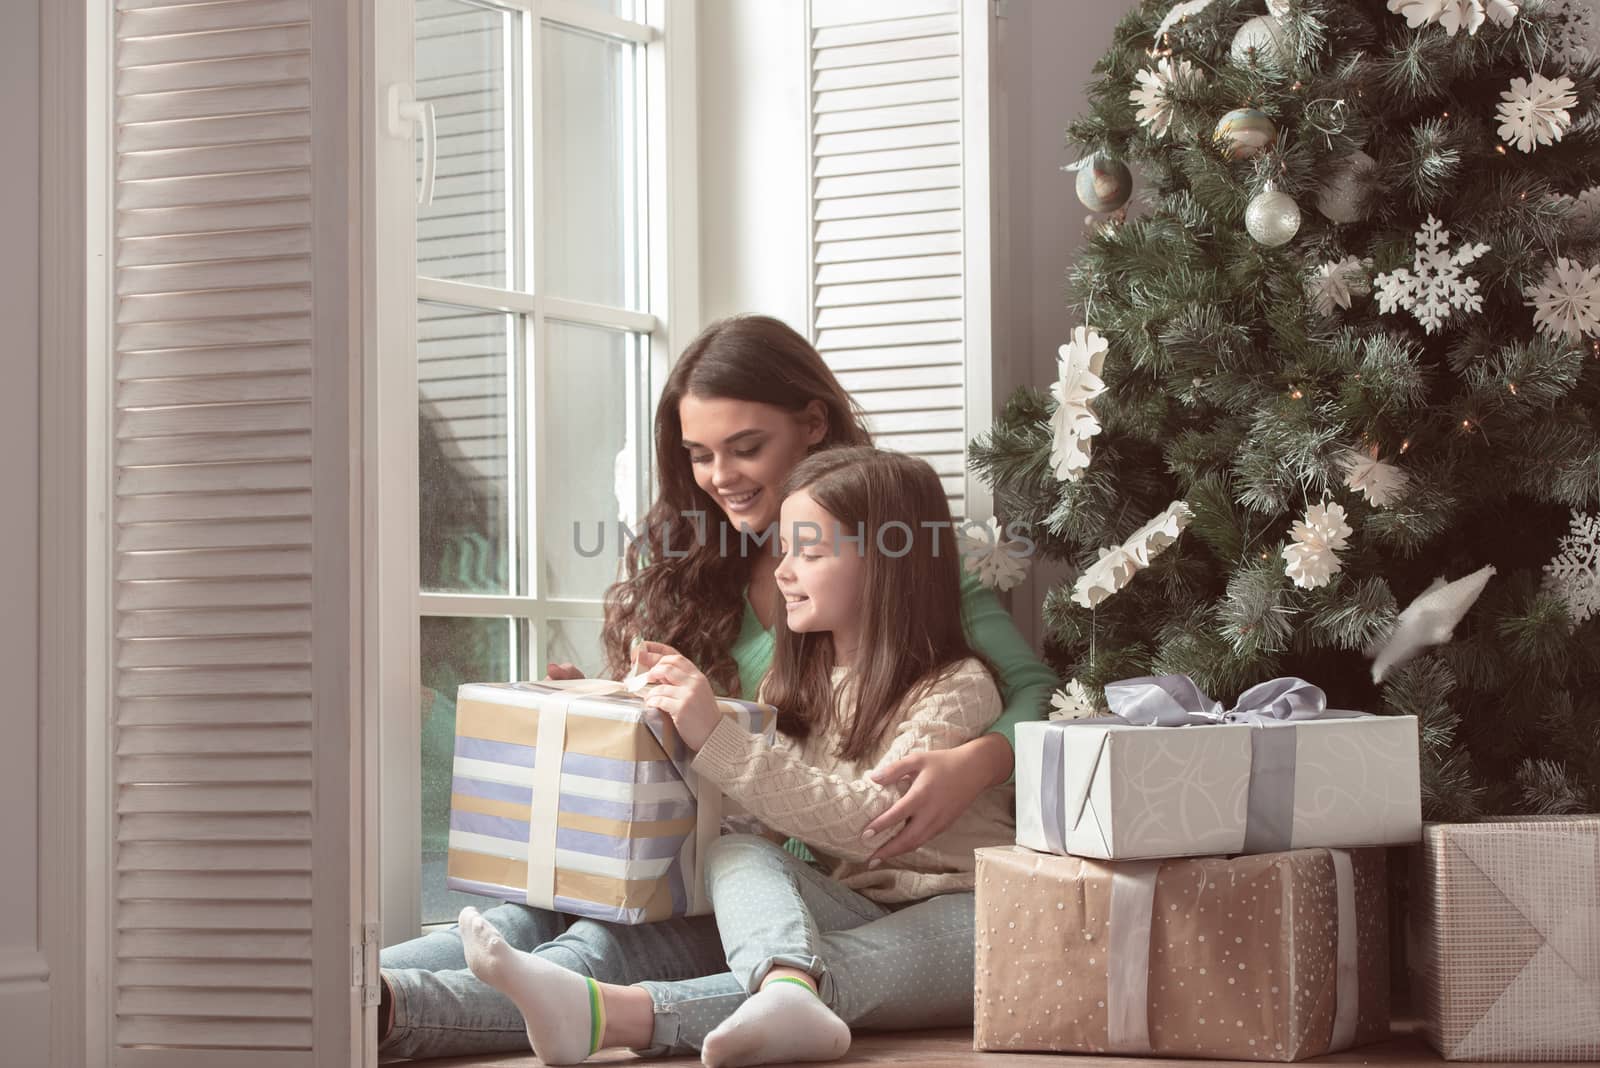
[599,315,871,695]
[761,446,994,761]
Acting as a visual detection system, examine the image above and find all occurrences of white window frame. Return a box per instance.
[371,0,699,943]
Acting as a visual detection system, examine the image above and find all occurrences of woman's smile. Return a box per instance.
[721,487,763,514]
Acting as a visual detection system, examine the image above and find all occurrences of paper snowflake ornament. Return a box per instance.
[1049,680,1101,721]
[1387,0,1517,35]
[1374,216,1491,334]
[1071,500,1192,608]
[1369,565,1497,683]
[1572,186,1600,231]
[958,516,1032,592]
[1525,257,1600,341]
[1282,501,1353,590]
[1339,447,1410,508]
[1547,0,1599,64]
[1130,57,1205,139]
[1266,0,1291,14]
[1154,0,1217,38]
[1544,510,1600,624]
[1307,256,1370,316]
[1050,326,1110,482]
[1497,72,1579,153]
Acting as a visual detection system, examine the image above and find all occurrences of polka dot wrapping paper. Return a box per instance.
[1411,816,1600,1061]
[974,845,1391,1061]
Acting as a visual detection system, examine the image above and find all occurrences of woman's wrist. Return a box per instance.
[973,731,1014,789]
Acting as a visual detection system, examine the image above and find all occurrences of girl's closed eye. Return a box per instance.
[689,446,761,465]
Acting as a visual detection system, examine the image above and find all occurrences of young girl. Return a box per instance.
[456,446,1017,1065]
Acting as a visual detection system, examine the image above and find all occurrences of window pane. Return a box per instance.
[540,322,645,599]
[420,615,524,925]
[545,617,605,679]
[419,301,516,595]
[416,0,521,287]
[558,0,642,22]
[541,24,644,309]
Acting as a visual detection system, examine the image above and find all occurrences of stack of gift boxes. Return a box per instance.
[977,674,1419,1062]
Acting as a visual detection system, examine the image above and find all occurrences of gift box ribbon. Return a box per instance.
[1104,848,1361,1054]
[1040,675,1369,855]
[525,678,722,915]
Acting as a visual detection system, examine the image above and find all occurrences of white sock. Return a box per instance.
[458,906,603,1065]
[701,977,851,1068]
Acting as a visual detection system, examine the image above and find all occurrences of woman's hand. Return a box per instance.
[861,733,1014,861]
[635,641,722,750]
[544,662,585,681]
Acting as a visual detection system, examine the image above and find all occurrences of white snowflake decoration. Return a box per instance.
[1339,447,1410,507]
[1387,0,1518,36]
[1307,256,1371,316]
[1050,326,1110,482]
[1130,57,1205,139]
[1547,0,1600,64]
[1572,186,1600,231]
[1282,501,1353,590]
[1525,257,1600,341]
[1544,510,1600,624]
[1049,680,1102,721]
[1155,0,1217,38]
[1374,216,1491,334]
[1072,500,1192,608]
[1496,72,1579,153]
[958,516,1032,592]
[1267,0,1291,14]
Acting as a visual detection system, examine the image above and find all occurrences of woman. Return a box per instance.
[379,315,1056,1059]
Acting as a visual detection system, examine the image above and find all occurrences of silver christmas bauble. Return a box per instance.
[1075,154,1133,213]
[1315,149,1375,224]
[1246,184,1301,246]
[1231,15,1291,66]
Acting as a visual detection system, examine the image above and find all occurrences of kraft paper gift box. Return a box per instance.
[447,678,776,924]
[1016,674,1422,860]
[1411,816,1600,1061]
[974,844,1391,1061]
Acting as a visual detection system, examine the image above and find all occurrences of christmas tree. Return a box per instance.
[974,0,1600,819]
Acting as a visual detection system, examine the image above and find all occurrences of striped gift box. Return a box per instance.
[446,678,777,924]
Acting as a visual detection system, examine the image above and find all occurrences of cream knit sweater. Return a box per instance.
[691,656,1016,904]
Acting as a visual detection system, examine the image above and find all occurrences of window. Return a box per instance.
[383,0,692,931]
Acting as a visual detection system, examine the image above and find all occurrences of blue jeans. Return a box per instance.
[635,836,977,1056]
[379,903,727,1060]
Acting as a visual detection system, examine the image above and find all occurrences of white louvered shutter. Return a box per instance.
[111,0,360,1063]
[807,0,994,519]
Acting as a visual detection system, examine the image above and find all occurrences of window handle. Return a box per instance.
[386,83,436,208]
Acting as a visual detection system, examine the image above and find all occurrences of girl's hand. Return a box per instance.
[862,734,1013,861]
[544,662,585,681]
[636,641,721,750]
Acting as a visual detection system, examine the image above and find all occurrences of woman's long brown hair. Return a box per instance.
[599,315,871,695]
[761,446,994,761]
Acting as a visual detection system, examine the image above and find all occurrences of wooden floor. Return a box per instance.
[396,1021,1586,1067]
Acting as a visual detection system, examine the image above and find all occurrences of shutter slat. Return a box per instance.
[117,761,312,790]
[815,320,962,350]
[852,385,966,413]
[814,188,961,221]
[119,371,311,407]
[815,210,960,243]
[812,98,959,133]
[117,198,312,239]
[814,77,959,115]
[116,694,313,723]
[119,257,313,296]
[116,577,313,611]
[818,341,964,371]
[118,52,311,96]
[116,1017,313,1051]
[814,297,962,329]
[116,81,313,125]
[810,0,956,28]
[814,54,959,92]
[118,431,312,468]
[836,364,962,392]
[117,548,314,581]
[116,666,313,698]
[118,959,311,989]
[815,165,960,201]
[817,253,961,285]
[119,517,312,552]
[116,490,312,525]
[118,988,313,1018]
[816,276,962,307]
[812,12,958,49]
[120,784,312,816]
[117,636,312,669]
[116,459,313,496]
[118,0,310,38]
[815,121,959,157]
[813,143,960,178]
[118,724,313,754]
[813,34,958,71]
[119,229,313,269]
[118,139,312,181]
[117,111,313,154]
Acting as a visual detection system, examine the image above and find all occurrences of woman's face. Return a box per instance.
[773,489,864,648]
[677,394,827,534]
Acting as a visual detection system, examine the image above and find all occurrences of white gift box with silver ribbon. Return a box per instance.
[1016,675,1423,860]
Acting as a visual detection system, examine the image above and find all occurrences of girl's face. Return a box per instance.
[677,394,827,534]
[774,489,864,650]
